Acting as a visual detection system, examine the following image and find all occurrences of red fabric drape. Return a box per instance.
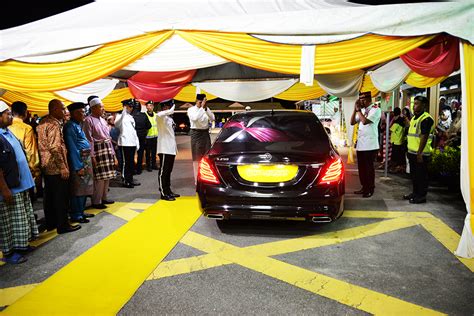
[127,70,196,102]
[400,34,459,78]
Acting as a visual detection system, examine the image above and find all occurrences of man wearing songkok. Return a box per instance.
[38,99,81,234]
[156,100,180,201]
[145,101,158,172]
[350,91,382,198]
[115,99,140,188]
[187,93,215,180]
[0,101,39,264]
[64,102,94,223]
[83,96,115,209]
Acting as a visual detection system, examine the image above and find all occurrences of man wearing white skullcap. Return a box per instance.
[83,96,115,209]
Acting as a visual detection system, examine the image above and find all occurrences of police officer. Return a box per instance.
[350,91,382,198]
[404,96,434,204]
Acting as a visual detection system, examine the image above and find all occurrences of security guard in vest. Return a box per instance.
[145,101,159,172]
[404,95,434,204]
[389,107,407,171]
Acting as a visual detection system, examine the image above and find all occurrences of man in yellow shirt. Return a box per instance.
[9,101,40,181]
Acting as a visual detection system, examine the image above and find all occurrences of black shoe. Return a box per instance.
[161,194,176,201]
[83,213,95,218]
[123,182,134,188]
[102,200,115,205]
[354,189,365,194]
[409,197,426,204]
[170,192,180,198]
[362,191,374,198]
[135,170,142,175]
[403,193,415,200]
[132,181,141,186]
[147,168,152,172]
[91,204,107,209]
[57,225,81,234]
[72,217,90,223]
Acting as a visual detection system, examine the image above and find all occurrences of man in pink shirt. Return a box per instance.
[83,96,115,209]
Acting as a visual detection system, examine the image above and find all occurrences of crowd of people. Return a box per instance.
[0,94,215,264]
[352,91,462,204]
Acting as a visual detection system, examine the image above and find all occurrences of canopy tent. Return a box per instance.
[0,0,473,258]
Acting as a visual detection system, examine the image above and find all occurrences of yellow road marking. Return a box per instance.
[416,217,474,272]
[0,284,38,308]
[3,198,200,315]
[181,231,444,315]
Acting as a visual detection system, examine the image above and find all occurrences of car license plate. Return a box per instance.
[237,164,298,183]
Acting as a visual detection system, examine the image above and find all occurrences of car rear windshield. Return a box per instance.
[216,112,328,144]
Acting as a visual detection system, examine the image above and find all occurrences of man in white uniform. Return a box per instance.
[156,100,180,201]
[187,94,215,180]
[350,91,381,198]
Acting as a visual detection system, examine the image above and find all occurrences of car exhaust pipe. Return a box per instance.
[311,216,332,223]
[207,214,224,220]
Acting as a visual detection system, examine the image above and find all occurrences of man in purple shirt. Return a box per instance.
[83,96,115,209]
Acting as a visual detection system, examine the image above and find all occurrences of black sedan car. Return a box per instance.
[196,110,345,223]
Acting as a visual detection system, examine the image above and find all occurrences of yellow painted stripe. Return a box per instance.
[29,230,57,248]
[3,197,200,315]
[147,253,232,280]
[343,210,435,219]
[248,217,417,257]
[417,217,474,272]
[148,217,417,280]
[183,231,444,315]
[0,284,38,308]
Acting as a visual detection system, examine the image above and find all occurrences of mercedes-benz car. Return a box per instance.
[196,110,345,223]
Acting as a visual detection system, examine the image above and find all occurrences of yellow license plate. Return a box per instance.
[237,164,298,183]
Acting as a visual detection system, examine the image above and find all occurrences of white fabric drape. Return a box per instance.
[1,1,471,61]
[455,42,473,258]
[300,45,315,86]
[14,46,100,63]
[124,34,229,71]
[55,78,119,103]
[316,70,364,97]
[369,58,411,92]
[342,96,358,146]
[193,79,297,102]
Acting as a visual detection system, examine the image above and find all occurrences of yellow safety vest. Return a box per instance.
[407,112,435,156]
[146,112,158,138]
[390,122,406,145]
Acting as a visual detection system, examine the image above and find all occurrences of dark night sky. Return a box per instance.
[1,0,444,30]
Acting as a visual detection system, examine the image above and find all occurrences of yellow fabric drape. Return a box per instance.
[0,91,69,115]
[178,31,433,75]
[274,82,326,101]
[360,74,379,97]
[461,42,474,231]
[173,85,217,102]
[102,88,134,112]
[405,71,448,88]
[0,31,173,92]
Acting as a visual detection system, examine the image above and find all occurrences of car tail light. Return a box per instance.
[318,157,343,185]
[198,156,220,184]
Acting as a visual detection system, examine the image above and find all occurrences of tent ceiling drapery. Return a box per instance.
[0,1,473,257]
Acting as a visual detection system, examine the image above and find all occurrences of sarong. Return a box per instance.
[70,149,94,196]
[190,129,211,161]
[93,139,116,181]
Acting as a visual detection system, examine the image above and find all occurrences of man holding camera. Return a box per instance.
[187,94,215,180]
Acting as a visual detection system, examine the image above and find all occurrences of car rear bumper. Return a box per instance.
[197,183,344,221]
